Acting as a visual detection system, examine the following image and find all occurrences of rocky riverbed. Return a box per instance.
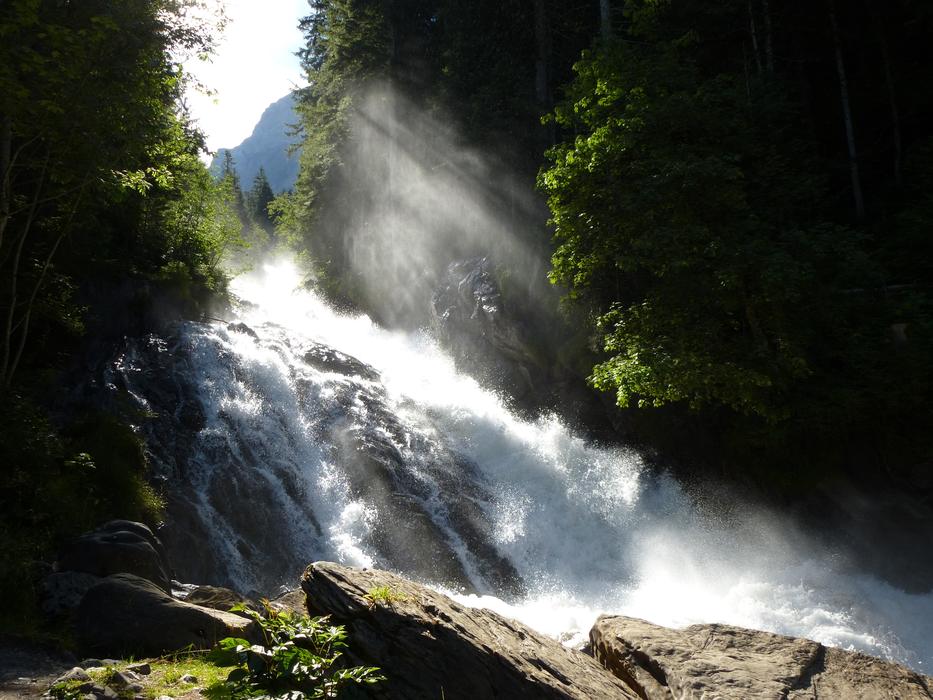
[17,520,932,699]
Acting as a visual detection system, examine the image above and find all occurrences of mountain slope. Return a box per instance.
[210,92,300,193]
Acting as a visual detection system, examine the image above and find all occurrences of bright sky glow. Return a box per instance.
[183,0,308,154]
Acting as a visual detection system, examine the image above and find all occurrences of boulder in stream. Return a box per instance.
[590,615,933,699]
[431,257,540,401]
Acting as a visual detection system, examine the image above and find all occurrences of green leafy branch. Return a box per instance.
[209,603,384,699]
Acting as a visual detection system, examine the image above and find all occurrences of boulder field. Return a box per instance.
[37,522,933,698]
[302,561,933,700]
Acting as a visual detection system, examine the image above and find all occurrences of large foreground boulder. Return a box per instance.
[76,574,258,657]
[56,520,172,592]
[300,562,638,700]
[591,615,933,699]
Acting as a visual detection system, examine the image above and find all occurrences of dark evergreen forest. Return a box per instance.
[281,0,933,488]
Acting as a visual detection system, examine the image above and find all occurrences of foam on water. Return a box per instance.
[213,259,933,671]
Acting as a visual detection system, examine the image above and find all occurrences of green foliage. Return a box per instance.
[62,414,164,521]
[247,167,276,232]
[364,585,408,608]
[0,0,225,388]
[209,603,384,699]
[48,679,85,700]
[530,0,933,481]
[540,33,899,422]
[0,397,164,635]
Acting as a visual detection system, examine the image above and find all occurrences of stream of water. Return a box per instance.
[112,259,932,672]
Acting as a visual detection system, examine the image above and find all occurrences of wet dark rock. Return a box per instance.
[56,521,172,592]
[227,322,258,338]
[590,615,933,700]
[176,398,205,432]
[301,562,639,700]
[791,479,933,594]
[76,574,259,657]
[302,342,381,382]
[431,257,541,402]
[90,323,520,596]
[326,381,523,597]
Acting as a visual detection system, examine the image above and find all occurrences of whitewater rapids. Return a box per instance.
[112,259,932,672]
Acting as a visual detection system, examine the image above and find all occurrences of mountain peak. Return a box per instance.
[210,92,301,193]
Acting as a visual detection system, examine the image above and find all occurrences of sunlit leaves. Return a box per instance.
[540,34,877,420]
[211,604,384,699]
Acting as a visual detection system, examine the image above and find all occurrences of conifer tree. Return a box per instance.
[248,167,275,231]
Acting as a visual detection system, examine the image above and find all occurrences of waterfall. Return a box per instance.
[107,259,932,672]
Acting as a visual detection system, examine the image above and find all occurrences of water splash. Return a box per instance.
[112,258,931,672]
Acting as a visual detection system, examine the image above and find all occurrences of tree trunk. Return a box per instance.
[534,0,554,146]
[600,0,612,42]
[6,186,83,387]
[534,0,550,108]
[1,213,31,385]
[0,115,11,253]
[877,20,902,186]
[861,0,902,186]
[1,153,47,387]
[741,283,769,353]
[762,0,775,73]
[828,0,865,220]
[748,0,763,74]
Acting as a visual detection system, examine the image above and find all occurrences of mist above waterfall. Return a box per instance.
[106,259,933,673]
[305,84,555,329]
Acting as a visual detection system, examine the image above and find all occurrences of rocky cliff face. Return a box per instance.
[430,257,614,431]
[431,257,542,403]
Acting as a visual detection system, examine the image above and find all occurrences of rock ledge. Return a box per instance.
[301,561,638,699]
[591,615,933,700]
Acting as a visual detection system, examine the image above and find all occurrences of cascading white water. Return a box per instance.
[116,258,932,673]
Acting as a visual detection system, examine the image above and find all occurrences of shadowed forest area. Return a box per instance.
[280,0,933,487]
